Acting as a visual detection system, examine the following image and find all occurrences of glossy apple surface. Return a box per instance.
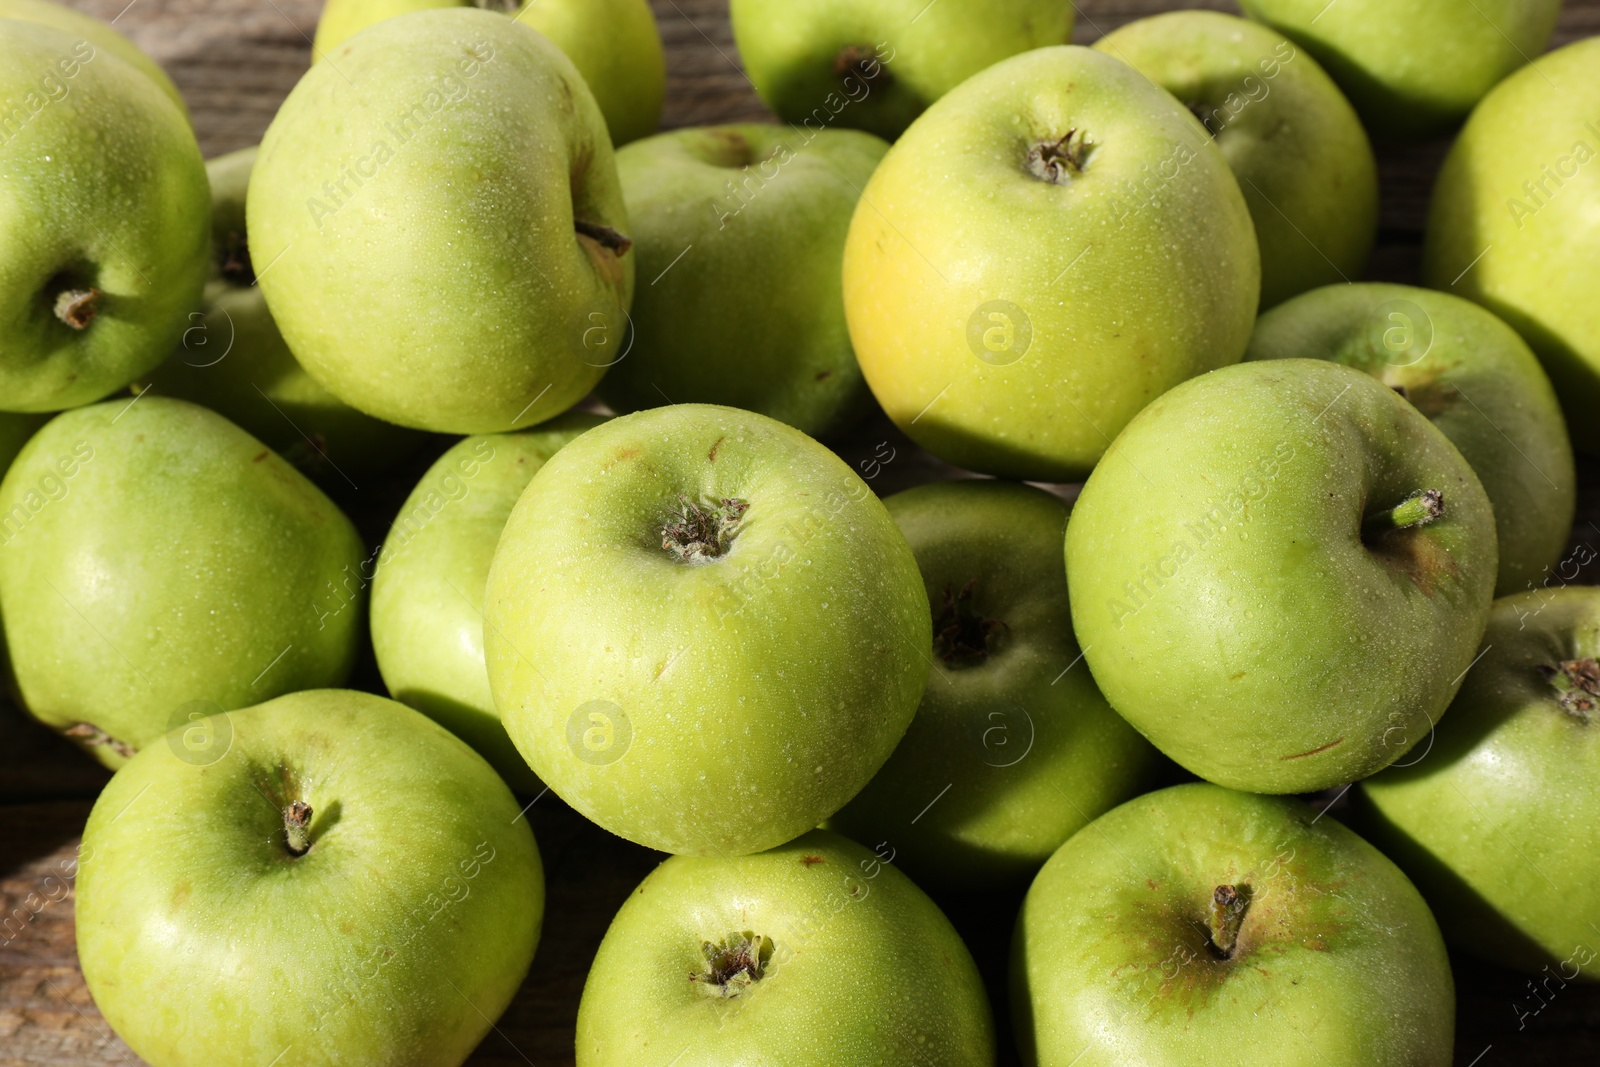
[1357,588,1600,980]
[577,829,994,1066]
[0,0,187,115]
[1067,359,1498,793]
[1238,0,1561,140]
[371,412,604,792]
[1013,783,1454,1066]
[830,480,1162,891]
[139,146,425,484]
[843,46,1259,481]
[1247,282,1574,596]
[1424,36,1600,454]
[1095,11,1377,309]
[0,397,365,768]
[601,125,885,440]
[313,0,666,144]
[0,20,209,413]
[484,404,929,856]
[77,689,544,1067]
[730,0,1073,140]
[249,9,634,433]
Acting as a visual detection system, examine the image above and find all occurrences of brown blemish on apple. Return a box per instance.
[800,854,825,867]
[253,451,269,463]
[64,722,135,761]
[815,370,832,382]
[707,436,724,463]
[1281,737,1344,761]
[1539,658,1600,721]
[171,881,192,909]
[832,45,892,89]
[573,219,633,257]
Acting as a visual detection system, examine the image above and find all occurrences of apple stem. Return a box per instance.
[1538,658,1600,722]
[283,800,313,856]
[54,287,102,330]
[1363,489,1444,539]
[574,219,633,257]
[1208,883,1250,959]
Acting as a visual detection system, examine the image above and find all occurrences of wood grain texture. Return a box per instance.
[4,1,1600,1064]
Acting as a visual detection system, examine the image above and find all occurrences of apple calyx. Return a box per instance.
[1026,129,1093,185]
[832,45,892,88]
[53,287,103,331]
[932,579,1008,667]
[1207,883,1251,959]
[219,230,255,286]
[1538,658,1600,722]
[574,219,633,258]
[64,722,136,761]
[1362,489,1444,541]
[661,495,748,563]
[689,931,772,999]
[283,800,313,856]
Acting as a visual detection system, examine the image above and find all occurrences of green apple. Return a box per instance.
[138,146,426,484]
[1356,587,1600,980]
[1424,36,1600,454]
[0,0,187,117]
[576,828,994,1065]
[0,396,365,769]
[248,9,634,434]
[484,404,930,856]
[77,689,544,1067]
[1013,783,1454,1065]
[1238,0,1561,141]
[313,0,666,145]
[730,0,1073,141]
[371,412,605,793]
[1247,283,1574,597]
[599,125,886,440]
[1067,359,1498,793]
[842,46,1259,482]
[0,20,209,413]
[829,480,1162,892]
[1094,12,1378,309]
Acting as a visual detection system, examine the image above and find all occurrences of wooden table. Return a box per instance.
[5,2,1600,1064]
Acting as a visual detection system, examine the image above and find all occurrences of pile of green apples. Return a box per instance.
[2,0,1598,1063]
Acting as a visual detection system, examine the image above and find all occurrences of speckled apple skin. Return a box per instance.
[484,404,930,856]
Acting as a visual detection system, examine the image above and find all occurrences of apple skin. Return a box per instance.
[1247,282,1574,597]
[1423,36,1600,454]
[829,480,1163,892]
[1093,12,1378,310]
[0,0,188,117]
[484,404,930,857]
[729,0,1073,141]
[0,20,209,413]
[313,0,665,145]
[599,125,886,440]
[371,412,606,793]
[1238,0,1561,141]
[1013,783,1454,1066]
[138,147,426,484]
[0,397,366,769]
[842,46,1260,482]
[576,829,994,1066]
[76,689,544,1067]
[1067,359,1498,793]
[248,9,634,434]
[1355,588,1600,981]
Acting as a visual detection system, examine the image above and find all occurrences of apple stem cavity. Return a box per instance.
[689,931,772,998]
[574,219,633,257]
[53,287,102,330]
[219,230,256,286]
[661,495,748,563]
[1362,489,1444,540]
[283,800,313,856]
[1538,658,1600,721]
[832,45,892,88]
[933,579,1008,667]
[1026,129,1094,185]
[1207,883,1251,959]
